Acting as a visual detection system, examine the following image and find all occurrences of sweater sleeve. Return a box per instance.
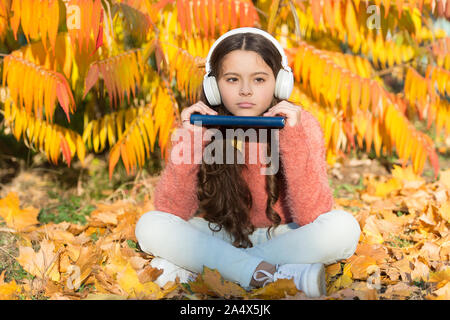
[278,109,334,226]
[153,125,209,221]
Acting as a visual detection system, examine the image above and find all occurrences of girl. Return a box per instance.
[135,27,361,298]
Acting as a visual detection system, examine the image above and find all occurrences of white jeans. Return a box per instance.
[135,209,361,288]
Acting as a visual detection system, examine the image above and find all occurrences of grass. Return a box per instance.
[0,149,163,288]
[385,235,415,248]
[331,176,366,198]
[37,193,96,225]
[0,123,448,298]
[0,229,33,283]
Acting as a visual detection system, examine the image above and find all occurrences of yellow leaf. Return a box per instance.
[391,165,425,188]
[0,192,39,232]
[374,177,402,198]
[350,76,361,116]
[328,273,352,294]
[17,239,60,282]
[429,268,450,283]
[99,116,107,151]
[347,256,378,280]
[326,263,342,278]
[190,266,247,298]
[0,271,19,300]
[360,79,370,112]
[439,201,450,223]
[76,135,86,165]
[430,282,450,300]
[93,120,100,152]
[117,262,165,299]
[249,278,298,299]
[362,215,384,244]
[439,169,450,190]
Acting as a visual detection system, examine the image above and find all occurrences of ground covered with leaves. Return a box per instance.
[0,153,449,300]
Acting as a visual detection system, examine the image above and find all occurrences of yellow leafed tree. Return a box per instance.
[0,0,449,178]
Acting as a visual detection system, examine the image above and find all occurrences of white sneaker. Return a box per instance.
[150,257,197,287]
[252,263,327,298]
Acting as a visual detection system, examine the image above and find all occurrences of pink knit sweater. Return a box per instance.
[153,109,334,227]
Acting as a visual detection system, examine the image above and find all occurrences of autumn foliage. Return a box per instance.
[0,0,450,300]
[0,165,449,300]
[0,0,448,177]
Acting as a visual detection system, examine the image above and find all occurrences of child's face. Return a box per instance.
[217,50,276,117]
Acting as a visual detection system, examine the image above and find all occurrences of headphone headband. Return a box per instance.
[204,27,291,77]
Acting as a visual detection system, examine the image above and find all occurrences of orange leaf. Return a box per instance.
[83,63,99,99]
[311,0,322,29]
[0,192,39,232]
[17,239,60,282]
[177,0,186,34]
[360,79,370,112]
[0,271,19,299]
[350,76,361,116]
[190,266,247,298]
[60,134,72,167]
[249,278,298,299]
[55,81,71,122]
[346,255,378,280]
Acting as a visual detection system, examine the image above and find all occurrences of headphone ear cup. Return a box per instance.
[275,69,294,100]
[203,76,221,105]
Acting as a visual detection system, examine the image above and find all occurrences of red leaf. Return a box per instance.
[185,0,192,34]
[53,72,76,114]
[177,0,186,34]
[83,63,100,99]
[230,0,237,29]
[60,135,72,168]
[91,9,104,57]
[209,0,215,37]
[311,0,322,30]
[201,0,208,38]
[55,81,71,122]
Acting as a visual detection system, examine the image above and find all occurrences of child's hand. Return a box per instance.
[181,101,218,131]
[262,101,302,127]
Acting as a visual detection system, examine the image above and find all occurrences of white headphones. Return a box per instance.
[203,27,294,106]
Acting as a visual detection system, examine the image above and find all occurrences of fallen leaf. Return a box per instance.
[117,262,164,299]
[248,278,298,299]
[438,201,450,223]
[325,263,341,278]
[83,293,127,300]
[391,165,425,189]
[361,215,384,244]
[346,255,378,280]
[17,239,61,282]
[189,266,247,298]
[429,282,450,300]
[429,268,450,283]
[137,265,163,284]
[350,281,378,300]
[0,192,39,232]
[418,241,441,261]
[0,271,19,299]
[381,282,416,299]
[374,177,402,198]
[354,243,389,263]
[410,258,430,282]
[439,169,450,190]
[328,263,353,294]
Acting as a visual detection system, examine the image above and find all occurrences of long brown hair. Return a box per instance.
[197,32,284,248]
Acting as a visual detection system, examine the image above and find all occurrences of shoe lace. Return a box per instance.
[252,264,280,287]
